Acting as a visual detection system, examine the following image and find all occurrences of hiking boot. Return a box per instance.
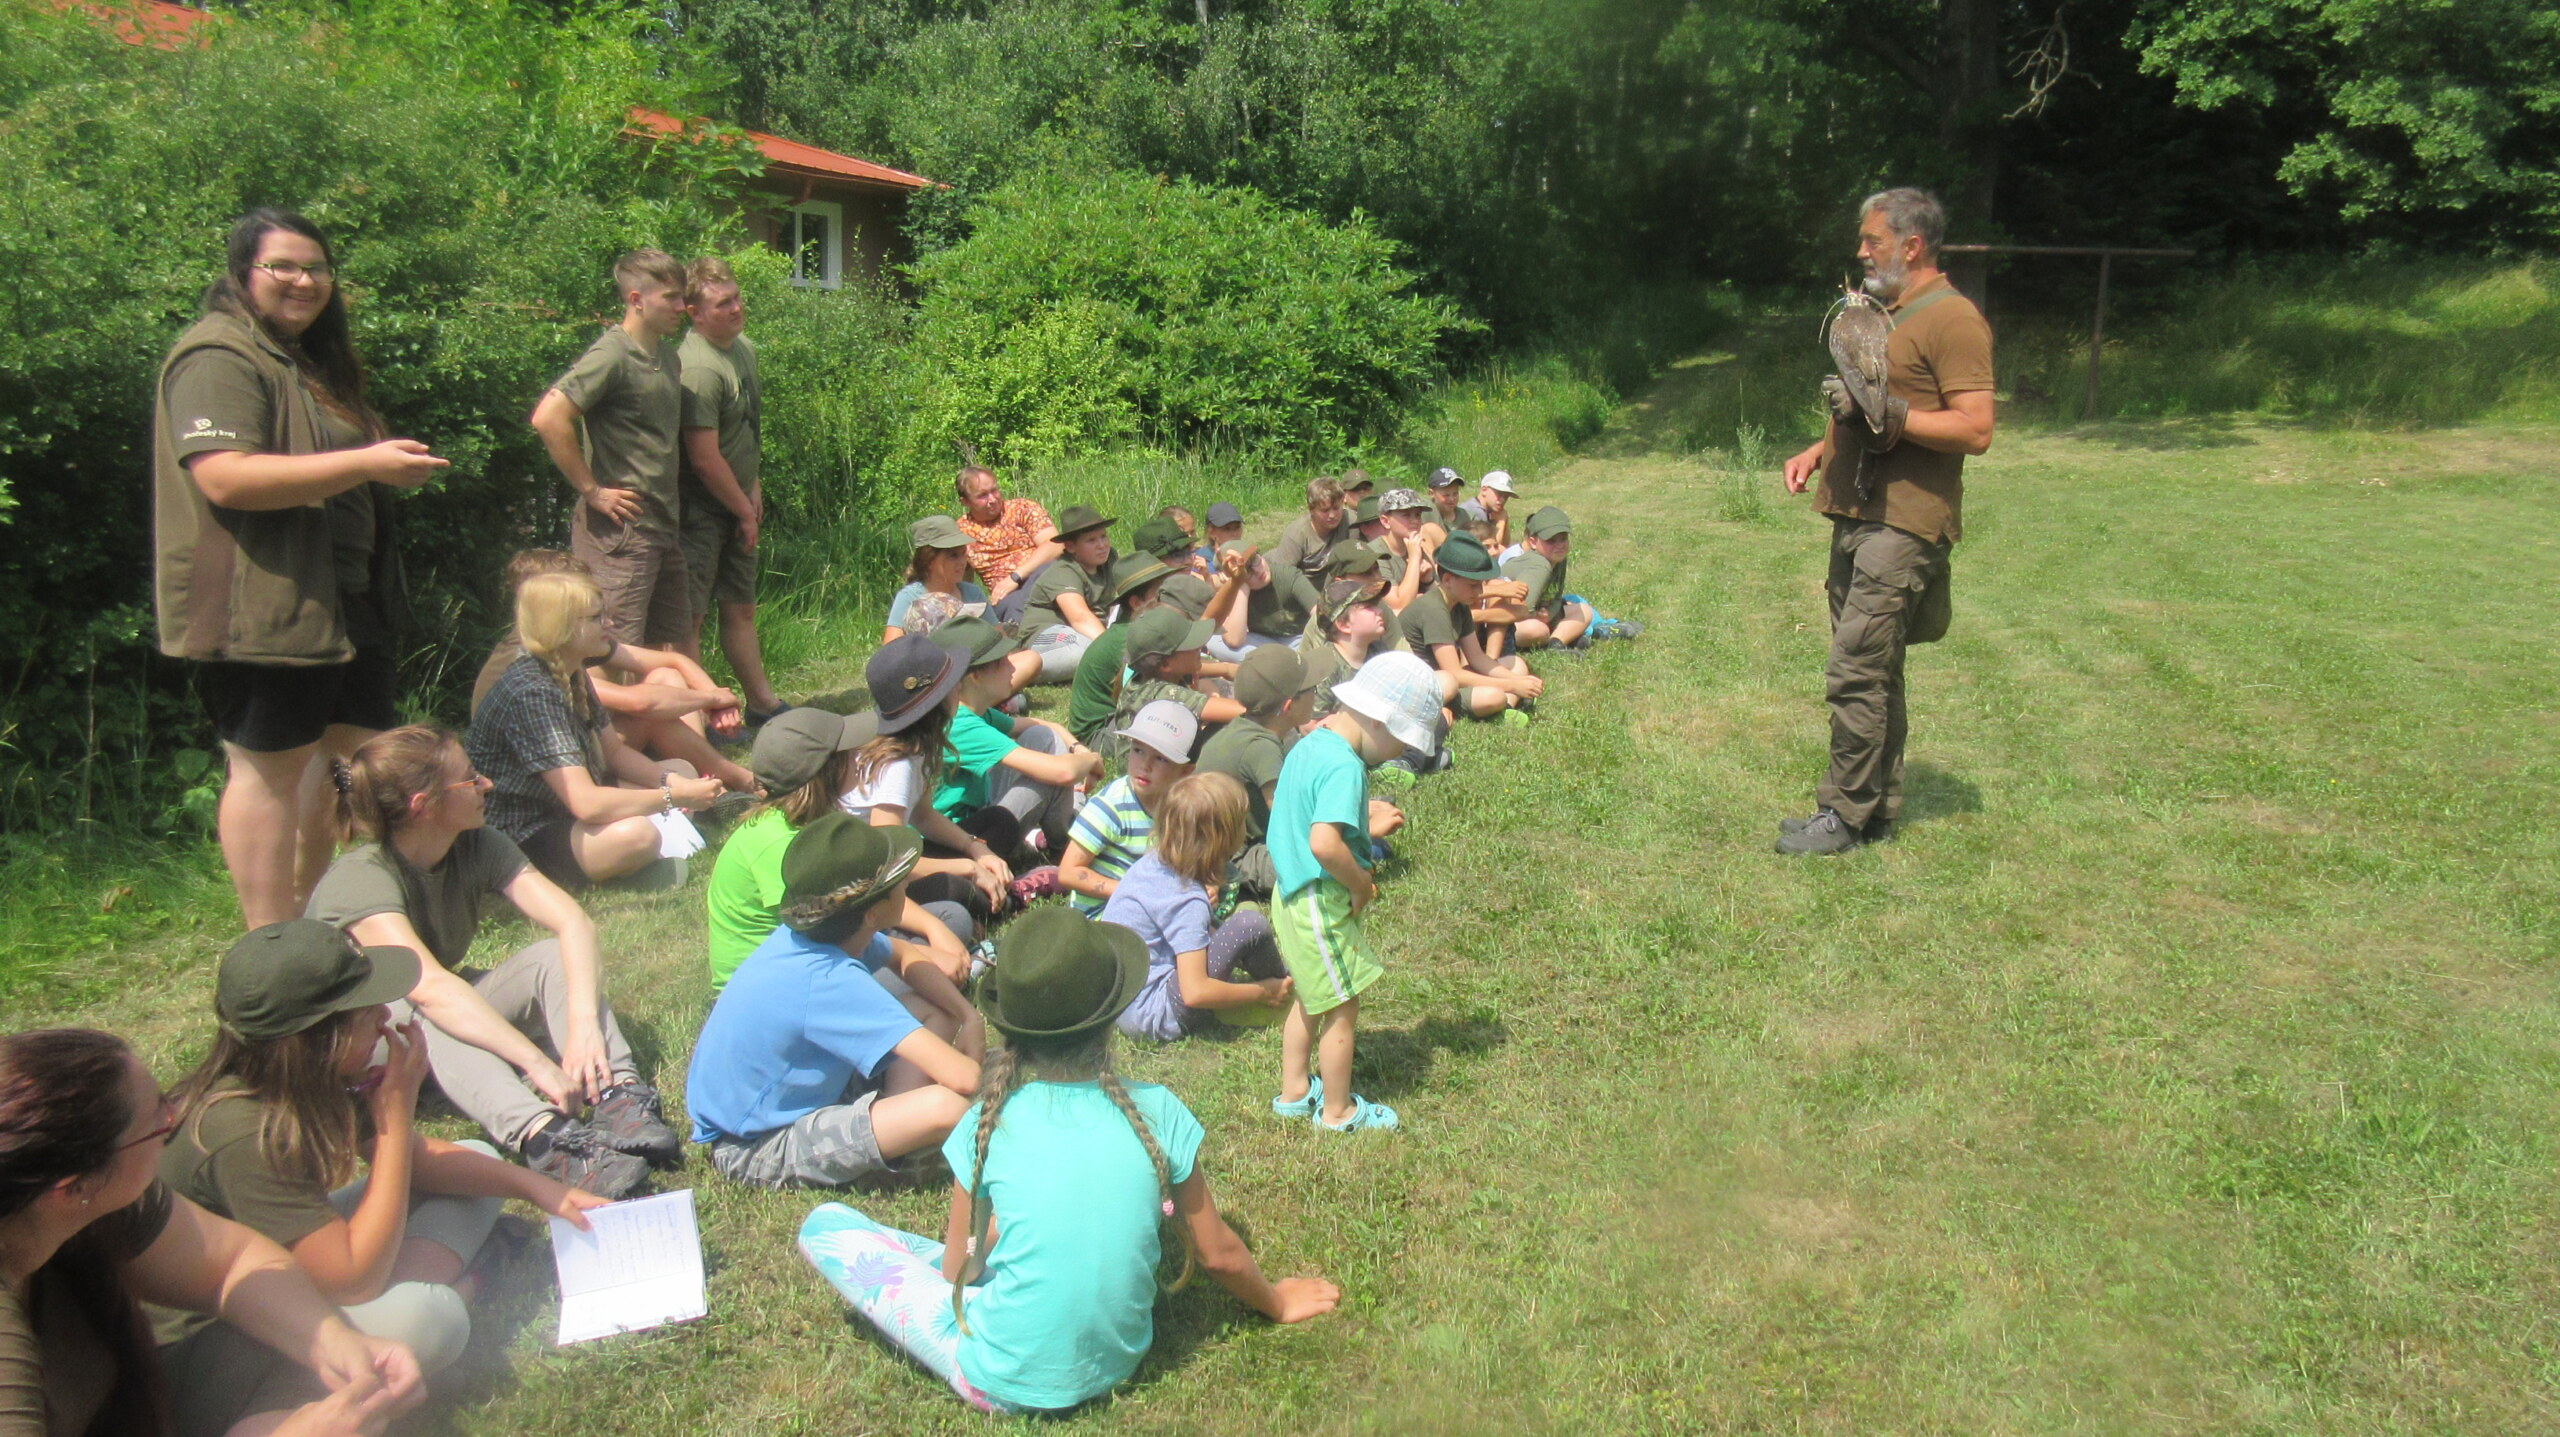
[520,1115,650,1199]
[1779,812,1892,842]
[1774,808,1866,856]
[590,1081,683,1166]
[704,787,759,828]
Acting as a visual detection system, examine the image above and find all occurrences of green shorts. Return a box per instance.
[680,494,759,616]
[1272,877,1384,1017]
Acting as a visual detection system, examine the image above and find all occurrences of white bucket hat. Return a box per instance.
[1330,651,1441,754]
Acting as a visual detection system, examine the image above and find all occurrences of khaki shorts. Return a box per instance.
[1272,876,1386,1017]
[680,495,758,616]
[572,504,691,646]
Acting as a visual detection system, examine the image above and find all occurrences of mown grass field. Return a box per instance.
[12,360,2560,1434]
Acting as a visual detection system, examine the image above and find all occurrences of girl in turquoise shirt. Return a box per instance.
[798,908,1337,1413]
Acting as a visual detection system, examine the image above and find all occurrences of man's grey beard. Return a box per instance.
[1861,256,1907,303]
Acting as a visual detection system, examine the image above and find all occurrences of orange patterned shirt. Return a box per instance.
[957,497,1055,588]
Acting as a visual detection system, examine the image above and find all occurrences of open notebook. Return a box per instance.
[548,1188,708,1345]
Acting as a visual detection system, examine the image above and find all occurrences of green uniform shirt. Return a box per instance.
[154,1086,369,1344]
[1302,641,1357,720]
[1197,714,1288,843]
[1100,676,1210,762]
[553,327,685,531]
[1502,550,1566,623]
[1398,584,1463,659]
[1245,567,1319,640]
[304,829,526,970]
[677,331,761,500]
[1022,557,1110,634]
[1068,623,1134,743]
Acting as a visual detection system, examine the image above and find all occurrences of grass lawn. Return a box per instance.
[12,362,2560,1434]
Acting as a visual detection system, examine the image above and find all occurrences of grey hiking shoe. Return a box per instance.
[1775,808,1867,856]
[520,1115,650,1199]
[590,1081,682,1166]
[1779,812,1892,842]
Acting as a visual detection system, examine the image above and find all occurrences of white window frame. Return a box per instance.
[785,200,843,289]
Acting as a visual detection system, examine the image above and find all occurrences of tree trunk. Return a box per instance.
[1935,0,2003,301]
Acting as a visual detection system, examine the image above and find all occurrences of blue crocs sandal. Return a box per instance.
[1317,1095,1400,1133]
[1271,1076,1324,1121]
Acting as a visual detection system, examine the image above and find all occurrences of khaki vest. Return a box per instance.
[152,314,352,664]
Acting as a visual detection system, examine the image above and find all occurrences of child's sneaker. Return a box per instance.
[1317,1095,1400,1133]
[1370,763,1418,797]
[1008,866,1064,907]
[1271,1076,1325,1121]
[1497,708,1531,730]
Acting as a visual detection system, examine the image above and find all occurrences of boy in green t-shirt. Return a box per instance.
[931,617,1107,862]
[1067,554,1175,745]
[1267,650,1441,1134]
[1496,506,1594,650]
[531,249,692,648]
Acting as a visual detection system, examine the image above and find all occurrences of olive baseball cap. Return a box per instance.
[909,515,969,551]
[1525,505,1571,539]
[1130,515,1193,561]
[1053,504,1114,539]
[931,614,1018,668]
[1323,574,1389,622]
[1157,572,1216,619]
[1435,531,1501,580]
[1204,502,1243,527]
[752,707,878,793]
[1326,541,1381,579]
[1352,495,1382,525]
[978,907,1149,1042]
[217,920,420,1042]
[1233,643,1311,711]
[1126,605,1213,663]
[779,814,921,930]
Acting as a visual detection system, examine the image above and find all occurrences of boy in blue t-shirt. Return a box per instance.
[688,814,985,1187]
[1266,650,1444,1134]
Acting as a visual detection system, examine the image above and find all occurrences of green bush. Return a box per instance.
[908,160,1468,461]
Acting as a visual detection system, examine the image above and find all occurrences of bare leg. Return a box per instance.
[870,1084,972,1160]
[1514,617,1553,649]
[220,740,319,929]
[1317,998,1360,1124]
[1004,649,1042,700]
[389,1235,469,1286]
[1464,685,1511,718]
[1551,601,1593,647]
[717,600,781,714]
[1279,998,1315,1104]
[623,680,755,790]
[568,815,663,884]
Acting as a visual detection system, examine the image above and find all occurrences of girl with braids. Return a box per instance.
[0,1026,425,1437]
[466,570,726,889]
[306,725,674,1198]
[156,923,611,1398]
[152,208,450,929]
[798,908,1336,1415]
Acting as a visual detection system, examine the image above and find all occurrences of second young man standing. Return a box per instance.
[531,249,692,650]
[675,258,785,720]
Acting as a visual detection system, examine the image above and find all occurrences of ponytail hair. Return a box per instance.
[951,1033,1194,1336]
[336,724,460,846]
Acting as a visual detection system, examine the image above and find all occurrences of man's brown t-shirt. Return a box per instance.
[1815,274,1995,545]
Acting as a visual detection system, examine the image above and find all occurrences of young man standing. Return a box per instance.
[1778,186,1996,856]
[530,249,692,650]
[674,258,784,721]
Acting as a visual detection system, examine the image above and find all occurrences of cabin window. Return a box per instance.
[785,201,842,288]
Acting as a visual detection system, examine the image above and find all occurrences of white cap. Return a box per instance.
[1480,471,1517,495]
[1113,699,1200,763]
[1330,651,1441,754]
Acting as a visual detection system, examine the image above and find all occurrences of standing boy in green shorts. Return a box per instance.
[1268,651,1441,1133]
[531,249,692,649]
[674,257,785,720]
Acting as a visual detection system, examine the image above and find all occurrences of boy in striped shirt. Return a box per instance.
[1057,701,1198,914]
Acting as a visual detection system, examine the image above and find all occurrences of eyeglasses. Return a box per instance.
[446,771,493,793]
[117,1093,179,1152]
[252,260,335,284]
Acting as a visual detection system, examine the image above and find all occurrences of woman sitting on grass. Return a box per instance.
[159,922,612,1389]
[466,570,726,889]
[1103,772,1294,1039]
[798,907,1337,1415]
[0,1027,425,1437]
[307,724,675,1200]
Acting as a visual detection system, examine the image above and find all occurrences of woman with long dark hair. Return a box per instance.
[152,209,450,929]
[0,1026,424,1437]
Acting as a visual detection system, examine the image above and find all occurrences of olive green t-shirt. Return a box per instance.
[164,347,378,598]
[1245,568,1319,640]
[1814,274,1996,546]
[153,1089,368,1345]
[1398,585,1464,659]
[1502,551,1565,623]
[677,331,761,498]
[553,327,685,530]
[1022,557,1109,634]
[1198,715,1287,843]
[1068,623,1134,743]
[0,1183,172,1437]
[304,828,528,970]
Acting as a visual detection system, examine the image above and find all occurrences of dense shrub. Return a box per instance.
[908,160,1467,462]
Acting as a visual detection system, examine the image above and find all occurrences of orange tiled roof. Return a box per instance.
[627,108,933,193]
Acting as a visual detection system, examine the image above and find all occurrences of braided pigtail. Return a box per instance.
[950,1044,1022,1336]
[1095,1045,1196,1295]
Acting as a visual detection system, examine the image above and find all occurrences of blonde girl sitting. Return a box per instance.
[1102,773,1293,1040]
[798,908,1336,1414]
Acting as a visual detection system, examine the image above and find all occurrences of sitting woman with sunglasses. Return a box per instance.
[156,923,611,1407]
[1,1025,425,1437]
[305,725,677,1201]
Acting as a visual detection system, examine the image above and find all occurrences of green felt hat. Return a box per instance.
[1053,504,1114,540]
[978,907,1150,1042]
[931,614,1018,668]
[1109,553,1177,603]
[1435,531,1501,580]
[1352,495,1382,525]
[1130,515,1193,561]
[779,814,921,931]
[908,514,969,551]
